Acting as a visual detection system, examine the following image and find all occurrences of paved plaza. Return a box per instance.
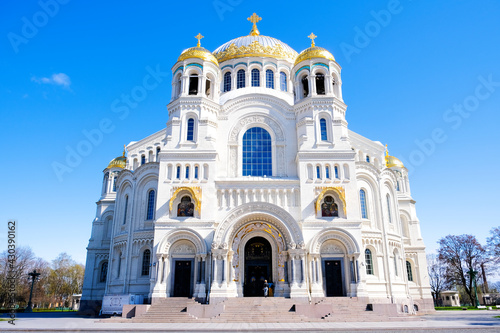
[1,310,499,332]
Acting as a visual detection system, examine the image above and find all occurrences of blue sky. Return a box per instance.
[1,0,499,271]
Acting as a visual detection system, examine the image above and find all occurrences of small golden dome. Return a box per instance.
[107,147,127,169]
[385,155,405,168]
[294,46,335,66]
[178,47,219,66]
[385,145,404,168]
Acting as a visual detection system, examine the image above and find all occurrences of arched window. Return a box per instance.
[188,75,198,95]
[177,196,194,217]
[156,147,160,161]
[223,72,231,92]
[103,173,109,194]
[186,118,195,141]
[325,166,330,179]
[365,249,373,275]
[321,195,338,217]
[242,127,272,176]
[117,252,122,278]
[146,190,155,220]
[366,155,370,163]
[386,194,392,223]
[175,75,181,97]
[112,176,117,192]
[360,189,368,219]
[185,165,190,179]
[316,165,321,179]
[334,166,339,179]
[237,69,245,88]
[280,71,287,91]
[176,166,181,179]
[141,249,151,276]
[316,73,325,95]
[194,166,199,179]
[100,261,108,282]
[301,76,309,97]
[123,195,128,225]
[251,68,260,87]
[266,69,274,89]
[396,181,400,191]
[141,155,146,165]
[394,251,399,276]
[320,118,328,141]
[406,261,413,281]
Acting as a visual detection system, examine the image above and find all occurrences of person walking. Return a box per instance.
[263,280,269,298]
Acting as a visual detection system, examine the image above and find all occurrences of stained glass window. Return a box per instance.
[266,69,274,89]
[242,127,272,177]
[320,118,328,141]
[251,69,260,87]
[280,71,287,91]
[223,72,231,92]
[237,69,245,88]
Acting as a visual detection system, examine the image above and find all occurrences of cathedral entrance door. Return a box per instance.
[173,260,192,297]
[243,237,272,297]
[324,260,343,297]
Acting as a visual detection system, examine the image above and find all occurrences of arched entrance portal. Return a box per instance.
[244,237,272,297]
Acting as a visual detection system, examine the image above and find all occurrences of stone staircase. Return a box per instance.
[211,297,310,322]
[132,297,209,323]
[115,296,412,323]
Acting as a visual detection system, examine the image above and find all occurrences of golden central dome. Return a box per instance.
[385,155,405,168]
[213,35,298,63]
[294,46,335,66]
[178,46,219,66]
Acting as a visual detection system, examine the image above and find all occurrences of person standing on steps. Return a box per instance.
[263,280,269,297]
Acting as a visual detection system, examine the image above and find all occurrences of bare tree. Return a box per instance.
[427,254,450,306]
[486,226,500,266]
[438,234,486,306]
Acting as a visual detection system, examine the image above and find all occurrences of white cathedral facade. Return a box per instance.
[81,15,434,314]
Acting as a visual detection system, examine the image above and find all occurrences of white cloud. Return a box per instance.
[32,73,71,88]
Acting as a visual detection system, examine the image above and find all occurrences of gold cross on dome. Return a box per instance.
[308,33,317,47]
[195,33,204,47]
[248,13,262,36]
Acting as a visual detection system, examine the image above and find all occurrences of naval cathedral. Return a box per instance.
[81,14,434,314]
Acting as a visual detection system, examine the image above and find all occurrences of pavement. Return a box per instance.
[0,310,499,332]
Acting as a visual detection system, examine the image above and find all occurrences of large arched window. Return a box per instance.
[146,190,155,220]
[242,127,272,176]
[237,69,245,88]
[320,118,328,141]
[280,71,287,91]
[393,251,399,276]
[360,189,368,219]
[223,72,231,92]
[316,73,326,95]
[251,69,260,87]
[103,173,109,194]
[112,176,117,192]
[177,196,194,217]
[100,261,108,282]
[266,69,274,89]
[141,249,151,276]
[365,249,373,275]
[406,261,413,281]
[321,195,338,217]
[186,118,195,141]
[123,195,129,225]
[386,194,393,223]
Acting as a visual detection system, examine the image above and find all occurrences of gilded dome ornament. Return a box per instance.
[106,146,127,169]
[177,33,219,66]
[294,33,335,66]
[247,13,262,36]
[385,145,405,168]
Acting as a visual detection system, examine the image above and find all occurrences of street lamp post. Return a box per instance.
[467,269,480,307]
[25,270,41,313]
